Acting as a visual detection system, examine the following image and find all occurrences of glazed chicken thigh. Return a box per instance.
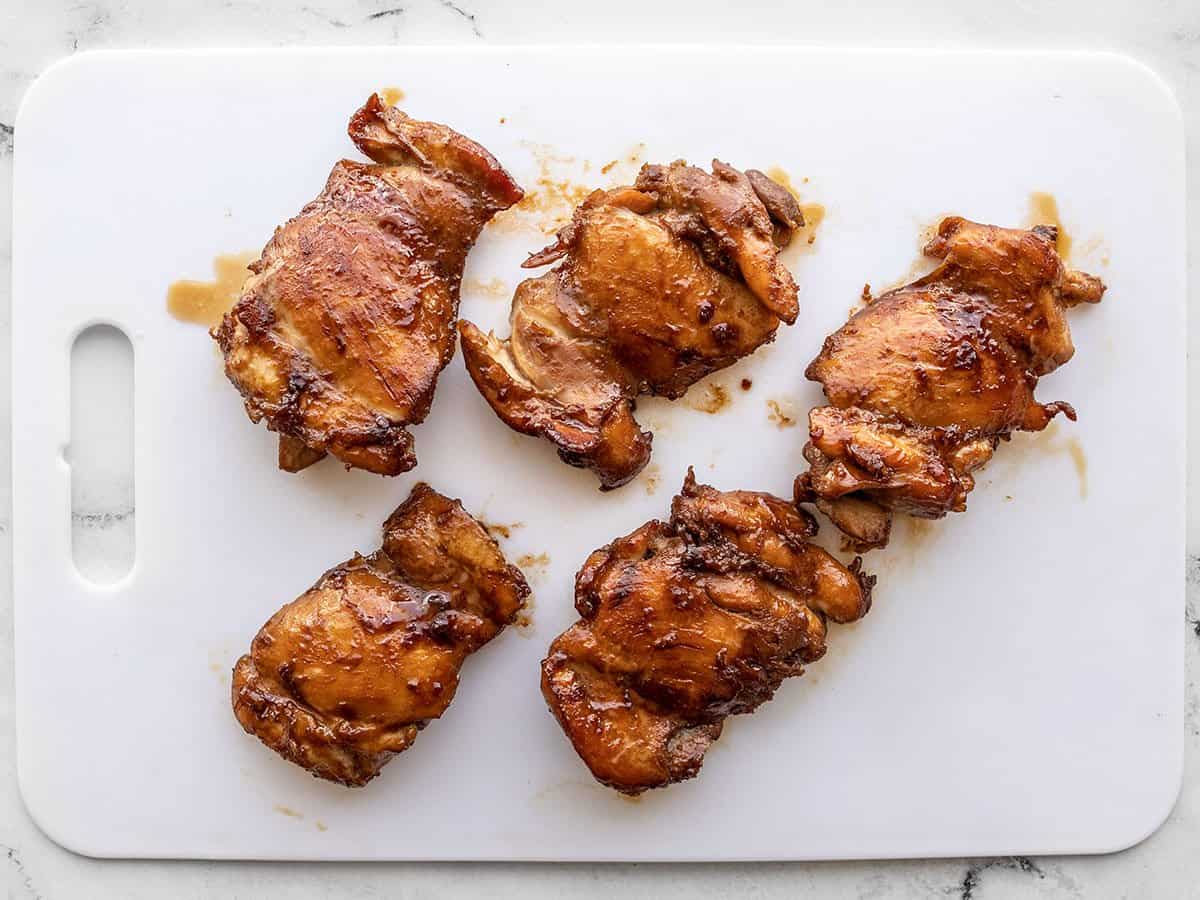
[541,471,873,794]
[232,484,529,786]
[460,161,803,489]
[796,217,1105,549]
[215,94,523,475]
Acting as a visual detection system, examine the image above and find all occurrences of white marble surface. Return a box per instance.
[0,0,1197,896]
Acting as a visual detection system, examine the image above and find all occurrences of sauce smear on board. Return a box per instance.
[166,252,258,328]
[1027,191,1072,259]
[766,166,824,248]
[379,86,406,107]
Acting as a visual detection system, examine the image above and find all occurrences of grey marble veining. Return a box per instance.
[0,0,1197,896]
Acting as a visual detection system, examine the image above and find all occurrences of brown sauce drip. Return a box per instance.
[379,86,406,107]
[515,594,536,632]
[641,465,662,495]
[167,251,258,327]
[688,383,730,414]
[1027,192,1072,259]
[517,552,550,571]
[798,203,826,247]
[463,277,510,299]
[1043,424,1088,498]
[506,142,594,233]
[599,143,646,183]
[766,398,796,428]
[1021,423,1089,499]
[484,521,523,540]
[766,166,824,249]
[1065,437,1088,499]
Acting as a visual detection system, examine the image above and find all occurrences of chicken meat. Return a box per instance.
[214,94,523,475]
[459,161,803,489]
[796,216,1105,549]
[232,483,530,786]
[541,470,873,794]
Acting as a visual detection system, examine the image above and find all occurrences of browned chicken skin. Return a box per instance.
[459,161,803,489]
[541,471,873,794]
[214,95,523,475]
[232,484,529,786]
[796,217,1105,549]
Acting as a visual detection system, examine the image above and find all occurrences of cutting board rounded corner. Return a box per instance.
[1094,736,1185,856]
[16,764,111,860]
[14,50,113,141]
[1085,49,1186,136]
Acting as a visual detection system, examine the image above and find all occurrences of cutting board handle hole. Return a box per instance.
[69,324,135,585]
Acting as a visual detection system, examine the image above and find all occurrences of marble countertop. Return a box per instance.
[0,0,1197,896]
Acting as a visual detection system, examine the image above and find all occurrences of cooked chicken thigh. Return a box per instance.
[460,161,803,489]
[541,471,873,794]
[232,484,529,786]
[215,95,522,474]
[796,217,1105,549]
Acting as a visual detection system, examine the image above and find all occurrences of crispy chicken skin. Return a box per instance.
[459,161,803,489]
[796,217,1105,549]
[541,471,873,794]
[214,95,523,475]
[232,483,529,786]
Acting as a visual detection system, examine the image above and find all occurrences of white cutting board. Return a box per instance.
[12,47,1186,861]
